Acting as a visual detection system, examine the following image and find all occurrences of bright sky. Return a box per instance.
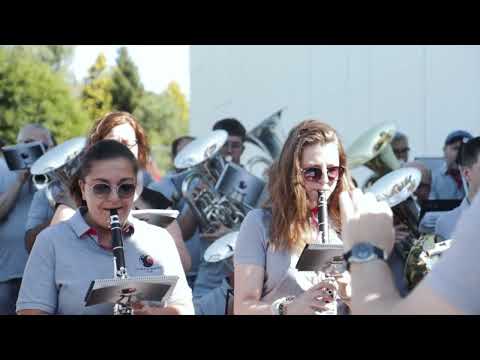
[70,45,190,100]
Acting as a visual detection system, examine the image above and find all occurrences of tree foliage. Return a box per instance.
[110,47,143,113]
[12,45,75,72]
[0,45,190,175]
[81,53,113,122]
[0,47,88,145]
[134,81,189,172]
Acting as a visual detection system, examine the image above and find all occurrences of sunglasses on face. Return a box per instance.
[302,166,344,183]
[86,182,137,199]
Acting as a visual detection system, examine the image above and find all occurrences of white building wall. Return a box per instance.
[190,45,480,171]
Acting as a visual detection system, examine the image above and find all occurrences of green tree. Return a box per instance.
[0,47,89,145]
[166,81,189,133]
[81,53,113,121]
[111,47,143,113]
[133,83,190,173]
[11,45,75,72]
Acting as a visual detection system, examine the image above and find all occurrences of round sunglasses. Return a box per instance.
[302,166,344,183]
[86,182,137,199]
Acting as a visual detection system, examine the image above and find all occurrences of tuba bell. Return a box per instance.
[245,109,285,177]
[367,166,422,239]
[30,137,86,208]
[347,122,401,188]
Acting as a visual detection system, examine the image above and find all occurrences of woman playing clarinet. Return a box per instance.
[16,140,193,315]
[234,120,354,315]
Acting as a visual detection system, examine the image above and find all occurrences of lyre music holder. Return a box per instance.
[84,276,179,311]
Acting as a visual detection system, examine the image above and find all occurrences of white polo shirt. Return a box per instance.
[17,208,193,315]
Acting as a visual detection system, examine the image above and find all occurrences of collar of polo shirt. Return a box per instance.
[68,207,135,240]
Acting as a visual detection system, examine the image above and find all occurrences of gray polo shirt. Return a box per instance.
[430,164,465,200]
[17,208,193,315]
[425,192,480,314]
[0,168,35,282]
[234,209,345,311]
[435,198,470,240]
[25,188,54,232]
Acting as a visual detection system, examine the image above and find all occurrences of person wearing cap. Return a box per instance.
[16,140,193,315]
[435,137,480,241]
[0,124,55,315]
[418,130,473,234]
[430,130,473,201]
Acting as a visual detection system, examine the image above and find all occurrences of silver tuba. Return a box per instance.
[173,130,266,234]
[347,124,422,238]
[30,137,86,208]
[346,122,401,189]
[367,166,422,238]
[245,109,285,177]
[174,130,241,233]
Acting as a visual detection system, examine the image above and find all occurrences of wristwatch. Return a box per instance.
[343,243,387,271]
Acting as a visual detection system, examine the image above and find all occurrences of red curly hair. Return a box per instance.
[87,111,150,168]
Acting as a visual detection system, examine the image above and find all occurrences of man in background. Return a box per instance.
[0,124,54,314]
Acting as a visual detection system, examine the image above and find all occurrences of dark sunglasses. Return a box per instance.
[87,182,137,199]
[302,166,344,182]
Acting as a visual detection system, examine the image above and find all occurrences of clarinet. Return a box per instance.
[317,190,329,244]
[317,190,338,315]
[109,209,133,315]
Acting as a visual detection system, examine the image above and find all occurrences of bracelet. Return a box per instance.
[271,296,295,315]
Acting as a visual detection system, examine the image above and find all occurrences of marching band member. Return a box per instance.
[234,120,354,315]
[16,140,193,315]
[435,137,480,241]
[49,111,191,273]
[0,124,55,315]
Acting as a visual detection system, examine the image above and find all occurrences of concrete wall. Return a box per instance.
[190,45,480,180]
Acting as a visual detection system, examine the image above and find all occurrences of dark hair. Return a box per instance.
[457,137,480,168]
[392,131,408,144]
[69,140,139,207]
[212,118,246,142]
[171,136,195,159]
